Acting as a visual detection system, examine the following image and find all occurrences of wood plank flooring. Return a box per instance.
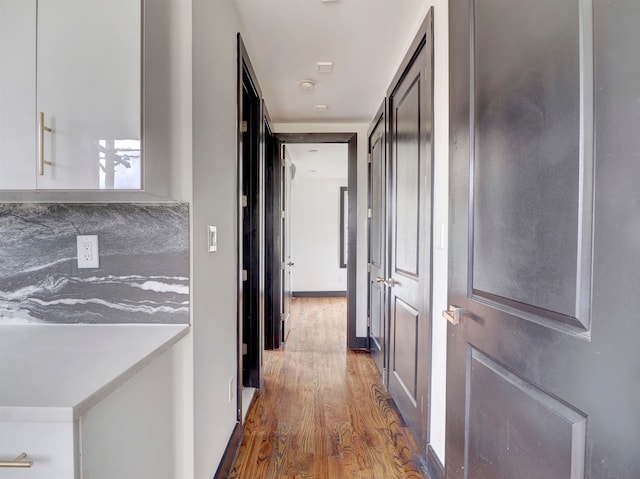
[229,297,428,479]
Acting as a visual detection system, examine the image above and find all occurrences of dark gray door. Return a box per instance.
[447,1,640,477]
[368,107,387,380]
[387,12,433,451]
[281,144,292,343]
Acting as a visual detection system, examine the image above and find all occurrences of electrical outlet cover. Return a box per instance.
[77,235,99,268]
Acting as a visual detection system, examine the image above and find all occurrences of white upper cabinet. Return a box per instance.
[0,0,142,190]
[0,0,36,189]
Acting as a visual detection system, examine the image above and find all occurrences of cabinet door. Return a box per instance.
[36,0,141,190]
[0,0,36,189]
[81,348,177,479]
[0,421,75,479]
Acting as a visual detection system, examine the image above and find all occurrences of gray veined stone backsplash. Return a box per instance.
[0,202,189,324]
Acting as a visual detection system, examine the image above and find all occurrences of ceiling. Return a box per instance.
[286,143,348,180]
[234,0,429,124]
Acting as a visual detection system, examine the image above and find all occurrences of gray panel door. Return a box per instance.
[387,13,433,451]
[368,107,387,380]
[447,0,640,477]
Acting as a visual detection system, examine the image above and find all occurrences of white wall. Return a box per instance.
[192,0,244,477]
[291,176,348,292]
[144,1,194,477]
[273,123,370,338]
[428,0,449,463]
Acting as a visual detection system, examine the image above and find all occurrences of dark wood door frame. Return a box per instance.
[237,34,264,421]
[264,114,281,350]
[272,132,363,349]
[367,101,388,380]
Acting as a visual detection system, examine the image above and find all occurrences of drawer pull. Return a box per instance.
[0,452,33,468]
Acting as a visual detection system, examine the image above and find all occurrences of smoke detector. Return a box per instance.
[298,79,316,92]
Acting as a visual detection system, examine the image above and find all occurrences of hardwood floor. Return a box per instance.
[229,297,428,479]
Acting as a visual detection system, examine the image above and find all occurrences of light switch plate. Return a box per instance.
[208,226,217,252]
[77,235,99,268]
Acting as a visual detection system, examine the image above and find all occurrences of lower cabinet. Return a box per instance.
[0,421,75,478]
[0,346,177,479]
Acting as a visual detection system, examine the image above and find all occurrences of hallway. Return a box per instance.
[229,297,428,478]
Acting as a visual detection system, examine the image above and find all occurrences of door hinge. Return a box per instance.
[241,121,248,133]
[367,208,372,219]
[242,269,248,281]
[367,263,372,273]
[281,157,286,167]
[281,210,286,219]
[367,316,371,327]
[242,343,248,355]
[367,153,372,164]
[280,262,286,270]
[242,195,248,208]
[280,145,286,161]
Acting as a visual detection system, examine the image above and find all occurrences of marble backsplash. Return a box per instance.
[0,203,189,324]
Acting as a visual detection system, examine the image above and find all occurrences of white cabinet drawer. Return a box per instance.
[0,421,75,479]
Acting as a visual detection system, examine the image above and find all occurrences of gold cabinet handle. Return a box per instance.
[0,453,33,468]
[39,111,53,175]
[442,305,463,325]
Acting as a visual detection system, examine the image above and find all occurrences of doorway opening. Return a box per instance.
[287,143,349,302]
[264,132,360,350]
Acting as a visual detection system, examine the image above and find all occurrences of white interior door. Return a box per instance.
[281,145,293,342]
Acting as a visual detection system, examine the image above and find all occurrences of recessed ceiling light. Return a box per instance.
[321,0,339,3]
[315,104,329,112]
[308,149,319,153]
[309,169,318,173]
[317,62,333,73]
[298,79,316,92]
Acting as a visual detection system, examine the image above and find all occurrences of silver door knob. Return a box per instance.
[385,278,397,287]
[442,305,463,325]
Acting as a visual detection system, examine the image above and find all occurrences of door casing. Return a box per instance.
[272,132,361,349]
[367,103,388,381]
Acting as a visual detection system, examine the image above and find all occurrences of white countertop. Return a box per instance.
[0,324,189,422]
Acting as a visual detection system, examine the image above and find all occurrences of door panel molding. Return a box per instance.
[393,75,422,278]
[391,297,419,405]
[467,0,594,337]
[465,347,587,479]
